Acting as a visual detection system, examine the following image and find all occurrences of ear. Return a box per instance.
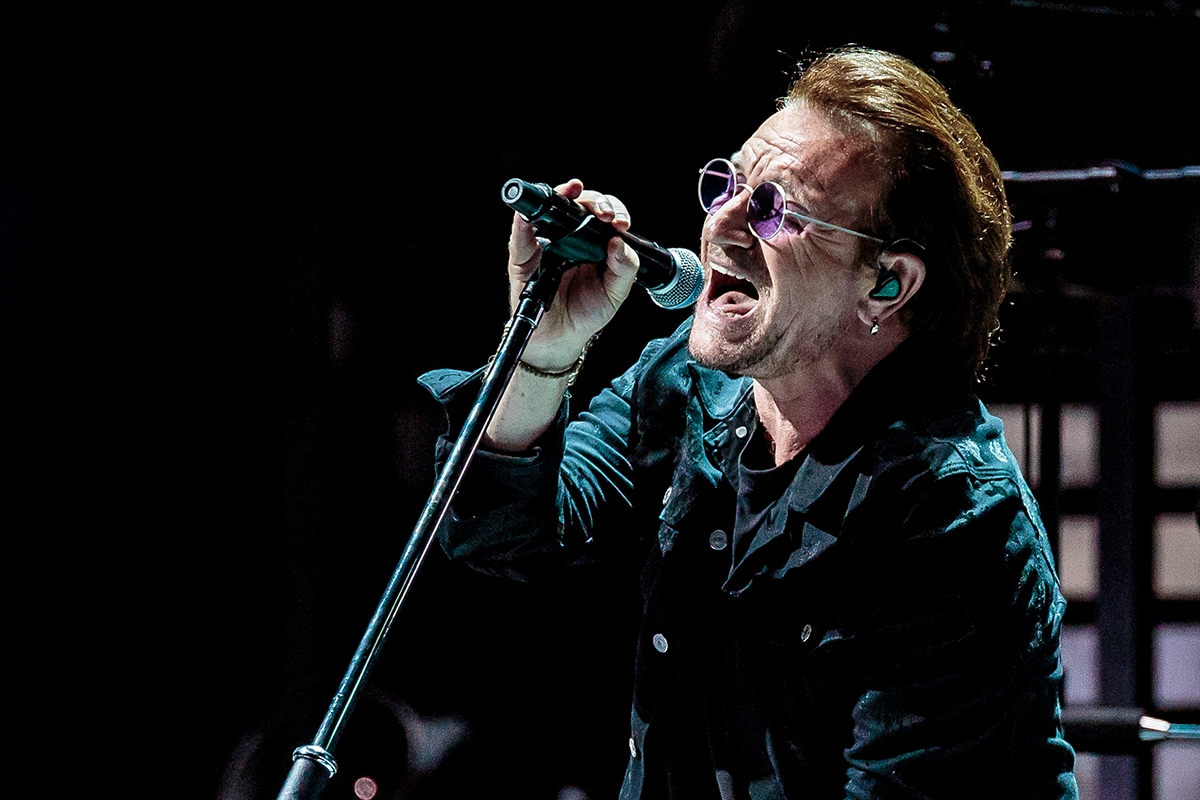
[857,246,926,330]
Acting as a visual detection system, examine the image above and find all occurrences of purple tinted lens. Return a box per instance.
[699,159,737,213]
[748,183,785,239]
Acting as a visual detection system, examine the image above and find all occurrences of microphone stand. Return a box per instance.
[276,251,573,800]
[1063,706,1200,754]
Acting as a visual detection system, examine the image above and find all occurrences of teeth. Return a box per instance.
[710,263,749,282]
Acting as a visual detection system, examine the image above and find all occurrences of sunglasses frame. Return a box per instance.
[699,158,886,244]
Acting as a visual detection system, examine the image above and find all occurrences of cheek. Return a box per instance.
[772,241,827,293]
[772,250,862,316]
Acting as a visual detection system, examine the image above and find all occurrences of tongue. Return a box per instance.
[713,289,757,316]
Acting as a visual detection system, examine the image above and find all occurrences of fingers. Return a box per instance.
[508,179,637,316]
[607,235,640,277]
[510,178,630,278]
[507,212,543,315]
[509,211,541,269]
[602,236,640,305]
[554,179,631,232]
[553,178,585,199]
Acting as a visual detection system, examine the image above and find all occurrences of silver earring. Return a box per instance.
[870,318,879,336]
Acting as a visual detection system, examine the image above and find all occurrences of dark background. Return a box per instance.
[2,2,1197,798]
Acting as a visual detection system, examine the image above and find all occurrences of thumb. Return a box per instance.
[603,236,640,305]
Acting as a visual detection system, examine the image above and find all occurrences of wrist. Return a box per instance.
[520,333,593,373]
[519,333,598,387]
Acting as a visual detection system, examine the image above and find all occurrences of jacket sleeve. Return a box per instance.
[841,460,1078,800]
[418,333,676,582]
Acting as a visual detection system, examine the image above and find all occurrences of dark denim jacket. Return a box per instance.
[420,319,1078,799]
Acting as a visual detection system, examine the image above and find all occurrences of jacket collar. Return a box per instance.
[688,342,967,583]
[692,341,960,500]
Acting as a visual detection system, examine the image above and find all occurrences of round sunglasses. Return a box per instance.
[698,158,885,244]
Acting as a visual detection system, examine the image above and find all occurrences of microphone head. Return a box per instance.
[647,249,703,310]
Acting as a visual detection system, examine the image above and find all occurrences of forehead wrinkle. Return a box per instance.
[739,106,878,224]
[795,146,878,223]
[755,155,830,220]
[740,136,825,209]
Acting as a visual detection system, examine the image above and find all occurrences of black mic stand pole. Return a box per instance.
[276,253,573,800]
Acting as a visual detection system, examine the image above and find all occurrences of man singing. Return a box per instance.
[421,47,1078,799]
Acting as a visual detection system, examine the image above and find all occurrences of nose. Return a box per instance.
[703,188,756,250]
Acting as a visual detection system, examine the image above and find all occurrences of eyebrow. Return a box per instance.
[776,176,818,216]
[737,145,834,218]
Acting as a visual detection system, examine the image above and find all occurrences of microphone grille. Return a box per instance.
[647,249,703,310]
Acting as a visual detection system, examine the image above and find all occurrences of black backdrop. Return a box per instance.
[3,3,1197,798]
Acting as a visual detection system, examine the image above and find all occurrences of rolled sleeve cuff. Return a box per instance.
[417,367,572,576]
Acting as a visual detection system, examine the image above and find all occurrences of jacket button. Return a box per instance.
[709,530,728,550]
[629,736,639,759]
[652,633,669,653]
[800,623,813,643]
[735,425,748,439]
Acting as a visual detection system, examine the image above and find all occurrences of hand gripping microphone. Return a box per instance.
[501,179,702,310]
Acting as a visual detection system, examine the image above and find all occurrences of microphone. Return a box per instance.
[501,178,702,310]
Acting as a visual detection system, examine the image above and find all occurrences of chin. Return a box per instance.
[689,310,841,380]
[687,318,775,377]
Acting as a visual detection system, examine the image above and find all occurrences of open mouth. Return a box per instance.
[707,263,759,317]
